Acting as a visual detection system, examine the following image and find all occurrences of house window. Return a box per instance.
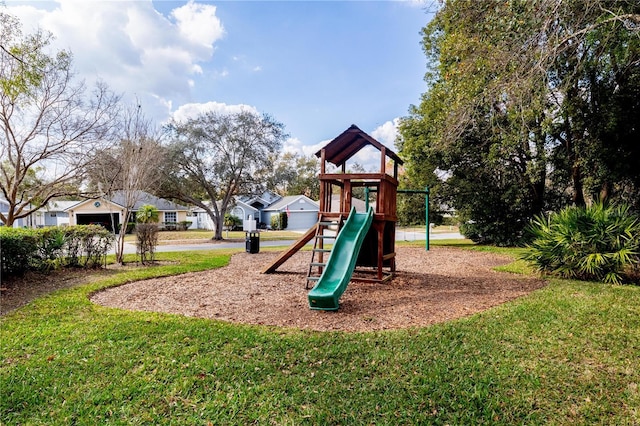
[165,211,177,223]
[50,213,57,217]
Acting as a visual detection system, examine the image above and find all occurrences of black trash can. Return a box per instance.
[245,231,260,254]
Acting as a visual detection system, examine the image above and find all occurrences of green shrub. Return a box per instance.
[223,214,242,231]
[1,225,114,279]
[137,204,159,224]
[523,203,640,284]
[270,212,288,230]
[270,215,279,230]
[0,227,39,276]
[461,215,528,247]
[135,223,159,264]
[34,227,67,271]
[62,225,113,268]
[162,222,178,231]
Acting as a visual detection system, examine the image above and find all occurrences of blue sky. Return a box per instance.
[6,0,433,166]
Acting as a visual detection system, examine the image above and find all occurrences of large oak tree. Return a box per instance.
[263,152,320,200]
[162,110,287,240]
[399,0,640,245]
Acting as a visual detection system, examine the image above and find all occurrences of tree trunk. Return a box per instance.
[115,211,132,264]
[571,163,585,207]
[531,179,546,215]
[530,127,547,215]
[3,210,15,227]
[213,215,224,240]
[562,100,586,208]
[599,181,612,203]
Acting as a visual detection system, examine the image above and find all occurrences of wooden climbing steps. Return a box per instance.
[305,214,344,289]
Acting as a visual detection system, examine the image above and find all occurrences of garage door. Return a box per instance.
[76,213,119,232]
[286,211,318,231]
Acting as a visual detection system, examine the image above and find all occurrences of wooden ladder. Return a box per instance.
[305,214,343,289]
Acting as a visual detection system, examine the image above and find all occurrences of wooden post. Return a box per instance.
[378,181,386,215]
[319,186,325,216]
[319,149,326,214]
[375,222,384,280]
[343,179,352,213]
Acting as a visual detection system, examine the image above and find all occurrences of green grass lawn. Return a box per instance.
[1,245,639,425]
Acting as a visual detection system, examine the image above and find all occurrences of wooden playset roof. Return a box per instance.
[315,124,404,168]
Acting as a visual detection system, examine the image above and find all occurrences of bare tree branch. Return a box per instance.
[1,13,121,226]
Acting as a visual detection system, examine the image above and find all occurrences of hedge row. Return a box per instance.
[0,225,114,278]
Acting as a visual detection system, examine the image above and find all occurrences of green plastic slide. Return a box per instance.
[307,206,374,310]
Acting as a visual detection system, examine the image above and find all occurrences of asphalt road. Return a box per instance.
[113,231,465,255]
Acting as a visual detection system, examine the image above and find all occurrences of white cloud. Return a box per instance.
[371,118,401,151]
[282,137,304,154]
[172,101,259,122]
[350,145,382,171]
[171,1,224,47]
[7,0,225,123]
[283,137,327,158]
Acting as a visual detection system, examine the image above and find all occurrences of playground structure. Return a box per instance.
[262,124,404,309]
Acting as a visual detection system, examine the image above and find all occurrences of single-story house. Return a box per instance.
[194,204,260,232]
[0,197,44,228]
[193,191,320,231]
[43,200,78,227]
[65,191,191,233]
[233,191,282,225]
[262,195,320,230]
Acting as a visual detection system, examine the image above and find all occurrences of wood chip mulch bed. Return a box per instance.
[89,246,546,332]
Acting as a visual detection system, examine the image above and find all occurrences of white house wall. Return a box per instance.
[196,212,215,230]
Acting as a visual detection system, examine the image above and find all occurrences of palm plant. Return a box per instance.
[136,204,159,224]
[523,203,640,284]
